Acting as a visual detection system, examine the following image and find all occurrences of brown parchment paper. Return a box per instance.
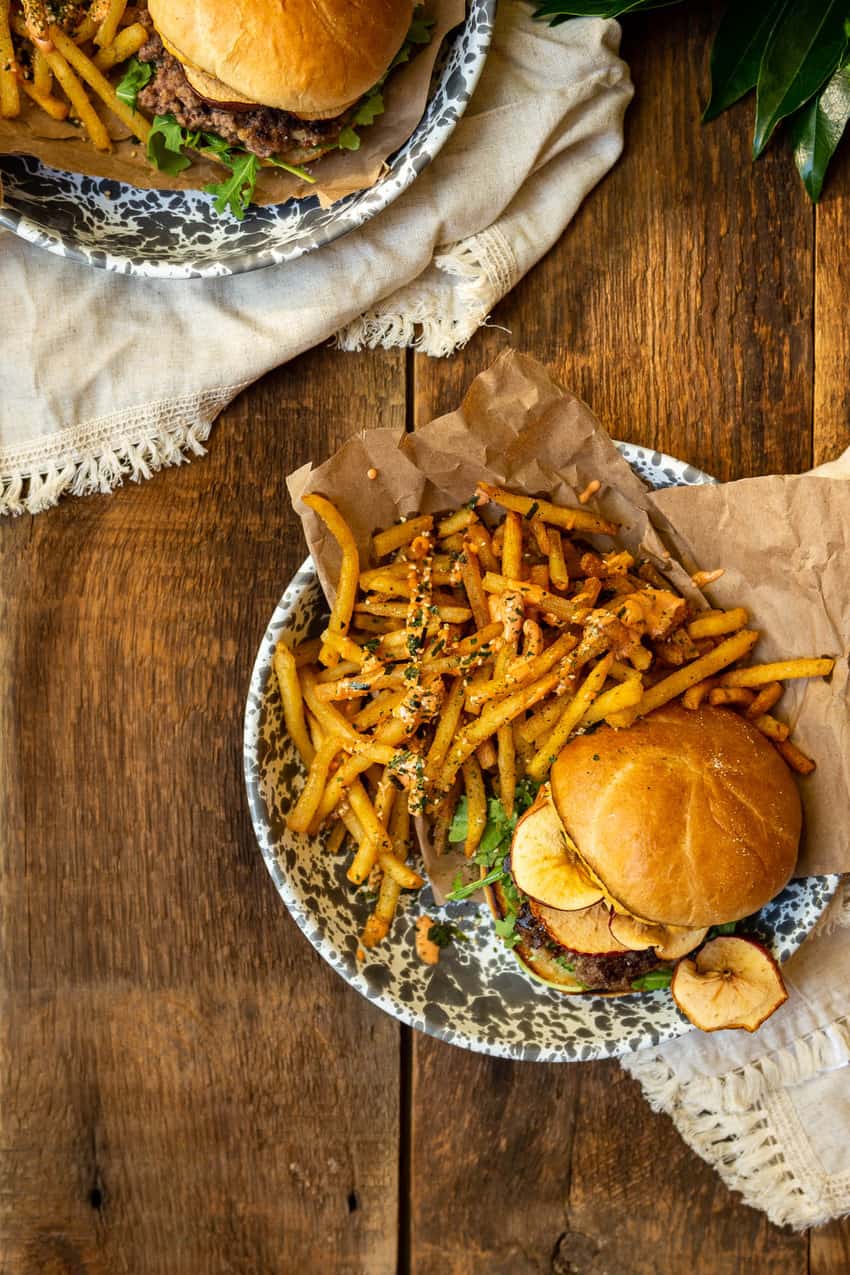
[287,349,850,890]
[0,0,462,209]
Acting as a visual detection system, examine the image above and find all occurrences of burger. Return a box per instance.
[490,704,800,1028]
[137,0,417,163]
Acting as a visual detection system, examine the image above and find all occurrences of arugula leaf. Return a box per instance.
[337,126,362,152]
[494,914,521,949]
[708,920,738,939]
[791,57,850,201]
[703,0,790,122]
[631,968,674,991]
[355,91,385,127]
[147,113,193,175]
[753,0,849,159]
[204,152,261,220]
[532,1,682,20]
[115,56,153,110]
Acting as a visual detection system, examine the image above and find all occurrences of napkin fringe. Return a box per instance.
[336,227,518,358]
[624,1016,850,1228]
[0,386,244,516]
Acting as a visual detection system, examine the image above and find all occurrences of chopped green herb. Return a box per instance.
[115,56,153,110]
[427,922,468,949]
[494,914,521,949]
[363,638,380,654]
[709,921,738,938]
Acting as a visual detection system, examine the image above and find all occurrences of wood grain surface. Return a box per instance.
[2,3,849,1273]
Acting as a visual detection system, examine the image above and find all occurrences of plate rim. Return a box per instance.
[0,0,496,279]
[243,444,840,1061]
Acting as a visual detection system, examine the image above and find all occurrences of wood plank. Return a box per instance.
[409,5,814,1273]
[0,348,405,1275]
[414,5,814,483]
[810,1219,850,1274]
[813,137,850,467]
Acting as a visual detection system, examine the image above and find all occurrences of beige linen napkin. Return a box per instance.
[0,3,633,515]
[622,451,850,1231]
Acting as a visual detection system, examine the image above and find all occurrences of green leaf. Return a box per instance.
[532,0,682,20]
[631,968,674,991]
[446,865,503,902]
[703,0,790,122]
[337,126,361,152]
[427,922,467,948]
[708,920,738,939]
[753,0,849,159]
[791,57,850,200]
[204,151,260,221]
[494,914,521,949]
[147,114,193,175]
[354,91,385,128]
[115,56,153,110]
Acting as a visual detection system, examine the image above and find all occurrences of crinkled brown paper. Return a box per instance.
[0,0,462,209]
[288,350,850,891]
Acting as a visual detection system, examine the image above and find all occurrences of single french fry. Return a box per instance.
[528,654,614,780]
[319,629,366,666]
[326,819,347,856]
[774,738,816,775]
[352,688,406,730]
[580,676,643,726]
[482,573,593,626]
[286,736,345,833]
[682,677,720,710]
[94,0,127,48]
[43,45,110,148]
[372,514,433,558]
[475,738,498,770]
[459,543,491,629]
[360,913,390,948]
[529,515,550,557]
[302,493,360,667]
[687,607,749,640]
[91,20,149,69]
[497,721,516,816]
[466,631,577,713]
[608,660,642,683]
[514,696,563,746]
[708,686,755,708]
[314,670,403,702]
[350,613,400,635]
[300,667,365,745]
[465,521,499,574]
[548,529,569,590]
[355,600,471,624]
[461,756,487,858]
[437,507,477,537]
[0,3,20,119]
[477,483,618,535]
[628,630,760,719]
[32,47,51,94]
[745,682,783,720]
[347,783,394,884]
[438,667,564,791]
[425,677,466,781]
[378,852,423,890]
[520,619,543,659]
[18,76,69,118]
[314,659,362,685]
[274,643,315,766]
[720,657,834,688]
[501,512,524,579]
[46,25,151,143]
[752,714,790,742]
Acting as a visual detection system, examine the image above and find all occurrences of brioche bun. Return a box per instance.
[550,705,801,928]
[147,0,415,118]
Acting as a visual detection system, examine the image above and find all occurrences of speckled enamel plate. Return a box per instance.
[0,2,495,279]
[244,446,839,1061]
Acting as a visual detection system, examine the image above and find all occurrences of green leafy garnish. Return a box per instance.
[115,56,153,110]
[446,864,504,902]
[147,113,194,175]
[532,0,850,202]
[631,968,675,992]
[334,6,434,152]
[494,914,521,949]
[427,922,468,948]
[708,920,738,938]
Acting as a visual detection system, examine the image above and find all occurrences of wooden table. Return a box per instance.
[3,6,850,1272]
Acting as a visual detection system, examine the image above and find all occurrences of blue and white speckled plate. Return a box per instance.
[244,445,839,1061]
[0,2,494,279]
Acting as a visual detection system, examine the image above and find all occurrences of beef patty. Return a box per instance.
[137,32,352,160]
[516,903,662,993]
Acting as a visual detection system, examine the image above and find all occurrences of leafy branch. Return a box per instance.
[532,0,850,201]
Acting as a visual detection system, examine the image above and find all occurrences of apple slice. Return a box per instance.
[609,912,707,960]
[531,899,626,955]
[671,936,788,1032]
[510,787,604,912]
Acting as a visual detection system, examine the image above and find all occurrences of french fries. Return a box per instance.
[0,0,20,119]
[279,480,834,953]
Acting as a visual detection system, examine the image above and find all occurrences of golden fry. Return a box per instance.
[501,512,524,579]
[548,529,569,590]
[459,544,490,629]
[437,507,477,537]
[708,687,755,708]
[0,1,20,119]
[32,47,51,94]
[477,483,617,535]
[93,22,152,70]
[687,607,749,639]
[528,654,614,781]
[356,599,472,624]
[482,573,592,626]
[466,631,577,713]
[378,852,423,890]
[44,46,110,148]
[303,493,360,667]
[774,738,816,775]
[274,643,315,766]
[681,677,720,710]
[752,714,790,742]
[580,676,643,726]
[465,522,499,574]
[287,736,345,833]
[745,682,783,720]
[372,514,433,558]
[94,0,127,48]
[47,24,151,143]
[628,630,760,719]
[720,657,834,688]
[326,819,347,856]
[461,756,487,857]
[425,677,466,781]
[18,77,69,118]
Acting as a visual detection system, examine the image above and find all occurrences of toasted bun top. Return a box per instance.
[550,705,801,928]
[148,0,415,117]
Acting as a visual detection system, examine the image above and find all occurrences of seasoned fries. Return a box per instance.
[278,479,834,952]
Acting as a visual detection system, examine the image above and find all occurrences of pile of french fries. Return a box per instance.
[276,483,834,952]
[0,0,150,149]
